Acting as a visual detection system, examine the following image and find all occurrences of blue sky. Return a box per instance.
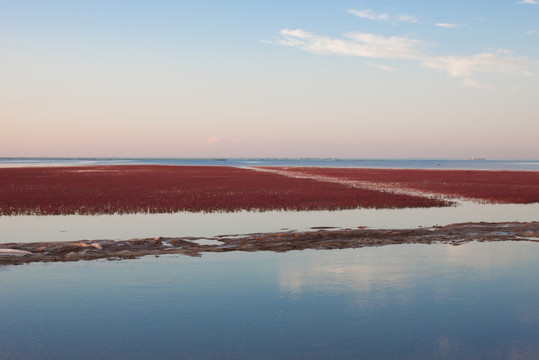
[1,0,538,158]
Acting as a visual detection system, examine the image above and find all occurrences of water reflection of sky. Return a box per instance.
[1,242,538,359]
[2,157,539,170]
[277,242,539,295]
[277,243,539,359]
[1,202,537,243]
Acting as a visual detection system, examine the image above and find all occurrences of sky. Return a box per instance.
[1,0,538,159]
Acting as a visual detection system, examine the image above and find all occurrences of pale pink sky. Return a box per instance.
[2,1,538,158]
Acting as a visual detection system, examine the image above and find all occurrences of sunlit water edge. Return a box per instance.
[1,201,537,244]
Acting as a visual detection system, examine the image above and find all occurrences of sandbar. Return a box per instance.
[1,221,537,266]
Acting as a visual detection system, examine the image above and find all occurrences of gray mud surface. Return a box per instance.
[1,222,538,266]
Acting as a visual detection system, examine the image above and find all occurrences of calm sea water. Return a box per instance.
[1,157,539,170]
[1,242,539,359]
[2,201,538,243]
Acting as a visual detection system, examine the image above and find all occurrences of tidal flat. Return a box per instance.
[1,221,538,265]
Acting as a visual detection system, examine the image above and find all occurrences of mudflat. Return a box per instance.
[1,221,537,266]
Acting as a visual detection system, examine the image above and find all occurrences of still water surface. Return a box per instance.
[1,242,538,359]
[1,157,539,170]
[1,202,538,243]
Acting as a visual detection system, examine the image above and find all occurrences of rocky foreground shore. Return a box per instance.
[1,221,538,266]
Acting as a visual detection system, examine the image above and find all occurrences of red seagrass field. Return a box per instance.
[269,167,539,204]
[0,165,537,216]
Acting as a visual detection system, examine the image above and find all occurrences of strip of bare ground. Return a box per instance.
[259,167,539,204]
[244,166,452,202]
[1,222,537,266]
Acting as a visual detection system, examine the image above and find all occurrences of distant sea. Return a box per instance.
[1,157,538,170]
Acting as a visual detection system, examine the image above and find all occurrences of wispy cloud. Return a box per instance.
[277,29,314,46]
[525,30,538,34]
[367,63,397,71]
[396,14,418,23]
[275,29,532,86]
[348,9,389,21]
[436,23,459,28]
[348,9,418,23]
[278,29,424,59]
[517,0,538,4]
[195,136,221,149]
[460,77,493,89]
[422,50,530,77]
[279,29,313,39]
[206,136,220,145]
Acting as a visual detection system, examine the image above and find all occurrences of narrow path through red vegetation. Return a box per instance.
[267,167,539,204]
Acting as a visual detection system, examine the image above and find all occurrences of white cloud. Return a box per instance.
[517,0,538,4]
[279,29,313,39]
[436,23,459,28]
[460,77,493,90]
[396,14,418,23]
[345,32,425,58]
[192,136,222,151]
[422,50,530,77]
[367,62,397,71]
[277,37,304,47]
[275,29,532,87]
[348,9,417,23]
[277,29,314,46]
[525,30,538,34]
[206,136,220,145]
[347,9,389,21]
[278,29,425,59]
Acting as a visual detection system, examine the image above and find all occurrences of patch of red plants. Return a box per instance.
[0,165,450,216]
[270,167,539,204]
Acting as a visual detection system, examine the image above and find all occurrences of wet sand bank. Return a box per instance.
[1,221,537,266]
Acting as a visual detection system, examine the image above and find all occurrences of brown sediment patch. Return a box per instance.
[1,222,537,266]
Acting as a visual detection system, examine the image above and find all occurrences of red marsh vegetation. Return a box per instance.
[0,165,450,216]
[270,167,539,204]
